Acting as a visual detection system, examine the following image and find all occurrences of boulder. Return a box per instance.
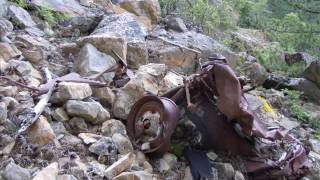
[66,100,110,124]
[77,33,127,64]
[113,171,153,180]
[51,82,92,102]
[159,71,183,93]
[92,87,116,107]
[27,116,56,147]
[135,63,167,94]
[31,0,85,16]
[285,52,316,66]
[104,152,136,179]
[241,62,267,87]
[304,60,320,87]
[113,76,145,119]
[112,133,133,155]
[7,5,36,28]
[33,162,59,180]
[164,15,188,32]
[101,119,127,137]
[148,28,241,74]
[92,13,148,68]
[234,171,245,180]
[2,161,31,180]
[119,0,161,24]
[0,42,21,61]
[76,43,116,82]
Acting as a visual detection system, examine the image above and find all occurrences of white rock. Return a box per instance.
[33,162,59,180]
[112,133,133,155]
[105,152,136,179]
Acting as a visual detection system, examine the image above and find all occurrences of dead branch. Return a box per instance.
[0,76,40,92]
[16,67,56,135]
[149,35,201,54]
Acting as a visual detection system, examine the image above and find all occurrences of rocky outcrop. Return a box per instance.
[7,5,36,28]
[92,12,148,68]
[118,0,161,24]
[304,60,320,88]
[76,43,116,82]
[285,52,316,66]
[31,0,85,16]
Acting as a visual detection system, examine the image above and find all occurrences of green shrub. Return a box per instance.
[10,0,30,9]
[38,7,55,26]
[159,0,236,33]
[253,44,305,77]
[283,89,308,122]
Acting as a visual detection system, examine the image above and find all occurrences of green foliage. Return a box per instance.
[253,44,305,77]
[11,0,30,9]
[38,7,55,26]
[159,0,236,33]
[283,89,308,122]
[223,35,249,52]
[227,0,320,57]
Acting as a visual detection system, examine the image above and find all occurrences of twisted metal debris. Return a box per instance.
[127,55,310,179]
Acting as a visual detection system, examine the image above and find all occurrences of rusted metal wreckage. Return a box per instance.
[127,55,310,179]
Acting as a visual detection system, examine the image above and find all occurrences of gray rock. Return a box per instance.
[31,0,85,16]
[2,161,31,180]
[60,134,83,146]
[113,171,153,180]
[92,13,148,68]
[0,17,13,42]
[119,0,161,24]
[148,28,241,74]
[27,116,56,147]
[64,10,103,34]
[289,78,320,104]
[92,87,115,107]
[66,100,110,124]
[89,137,117,156]
[87,161,106,178]
[159,71,184,93]
[52,82,92,102]
[76,43,116,82]
[165,16,187,32]
[159,153,177,172]
[113,77,144,119]
[234,171,245,180]
[212,162,235,180]
[0,102,7,123]
[78,133,102,144]
[0,43,21,61]
[242,62,267,87]
[33,162,59,180]
[104,152,136,179]
[8,60,32,76]
[57,174,78,180]
[7,5,36,28]
[77,33,127,65]
[310,139,320,154]
[305,60,320,88]
[52,107,70,122]
[68,117,88,133]
[101,119,126,137]
[51,121,67,136]
[112,133,133,155]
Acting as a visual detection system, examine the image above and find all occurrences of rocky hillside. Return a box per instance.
[0,0,320,180]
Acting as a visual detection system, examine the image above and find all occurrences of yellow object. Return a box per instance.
[257,96,275,114]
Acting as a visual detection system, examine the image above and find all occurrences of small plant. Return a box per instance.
[253,44,305,77]
[11,0,30,9]
[38,6,55,26]
[283,89,308,122]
